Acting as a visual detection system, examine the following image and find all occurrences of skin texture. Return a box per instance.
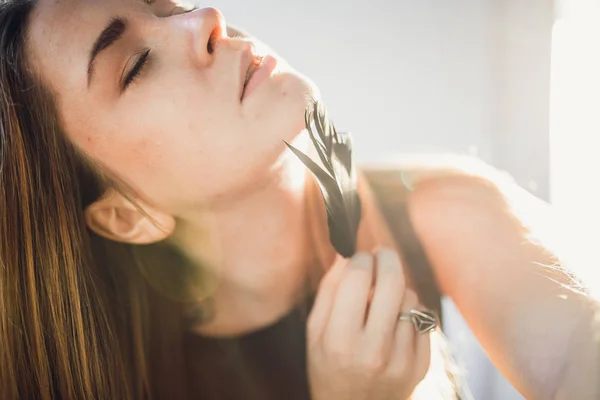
[29,0,313,212]
[28,0,320,333]
[25,0,599,398]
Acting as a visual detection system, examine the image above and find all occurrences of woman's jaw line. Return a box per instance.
[167,148,314,289]
[173,129,311,226]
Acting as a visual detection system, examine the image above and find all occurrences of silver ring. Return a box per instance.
[398,309,438,334]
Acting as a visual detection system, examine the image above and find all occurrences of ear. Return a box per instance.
[84,189,176,244]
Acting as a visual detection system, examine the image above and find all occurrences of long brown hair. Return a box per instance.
[0,0,190,398]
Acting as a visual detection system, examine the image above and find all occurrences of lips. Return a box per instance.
[241,55,264,98]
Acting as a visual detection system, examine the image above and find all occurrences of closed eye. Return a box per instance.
[121,49,150,91]
[118,4,197,92]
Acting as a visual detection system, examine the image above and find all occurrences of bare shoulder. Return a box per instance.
[405,157,515,232]
[360,154,515,187]
[362,154,523,233]
[379,155,562,261]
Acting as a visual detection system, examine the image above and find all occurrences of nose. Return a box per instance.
[189,7,226,65]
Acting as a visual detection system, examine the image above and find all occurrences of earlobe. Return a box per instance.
[84,190,175,244]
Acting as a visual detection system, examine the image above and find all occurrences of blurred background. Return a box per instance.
[210,0,600,398]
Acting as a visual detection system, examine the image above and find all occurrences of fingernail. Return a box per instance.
[351,252,373,269]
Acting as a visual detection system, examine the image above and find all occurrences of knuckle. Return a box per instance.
[387,358,409,380]
[323,337,352,366]
[359,350,387,375]
[331,350,352,369]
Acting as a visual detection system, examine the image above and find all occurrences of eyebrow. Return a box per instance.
[87,17,129,88]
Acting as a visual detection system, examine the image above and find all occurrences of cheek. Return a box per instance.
[88,133,167,186]
[92,124,229,204]
[70,68,312,206]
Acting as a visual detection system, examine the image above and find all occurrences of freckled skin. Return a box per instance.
[28,0,316,213]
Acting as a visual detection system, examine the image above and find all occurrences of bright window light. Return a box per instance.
[549,2,600,295]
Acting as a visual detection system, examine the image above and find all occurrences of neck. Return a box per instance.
[172,159,318,304]
[170,160,398,311]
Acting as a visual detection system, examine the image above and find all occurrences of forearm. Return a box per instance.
[492,247,598,399]
[493,180,600,399]
[448,220,594,399]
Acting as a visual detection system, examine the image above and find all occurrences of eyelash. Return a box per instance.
[122,49,151,90]
[120,6,197,92]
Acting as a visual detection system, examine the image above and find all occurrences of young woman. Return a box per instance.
[0,0,597,398]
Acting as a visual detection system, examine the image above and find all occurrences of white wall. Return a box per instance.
[492,0,553,201]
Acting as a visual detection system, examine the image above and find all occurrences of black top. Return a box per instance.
[184,298,314,400]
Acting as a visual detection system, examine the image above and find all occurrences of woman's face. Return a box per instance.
[27,0,315,215]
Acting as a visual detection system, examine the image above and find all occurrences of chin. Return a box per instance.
[271,68,320,141]
[241,65,318,174]
[281,67,320,105]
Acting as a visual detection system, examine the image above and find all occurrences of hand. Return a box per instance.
[307,249,431,400]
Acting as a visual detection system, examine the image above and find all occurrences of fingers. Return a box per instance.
[327,253,373,338]
[387,289,419,376]
[306,248,433,400]
[307,255,347,343]
[365,249,406,341]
